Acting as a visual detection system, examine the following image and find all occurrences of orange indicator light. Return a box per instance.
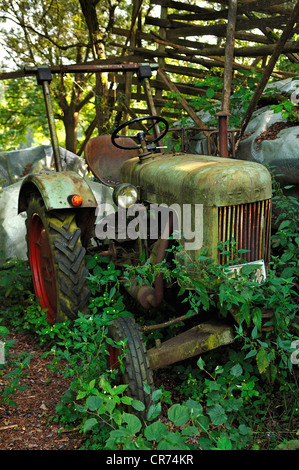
[71,194,83,206]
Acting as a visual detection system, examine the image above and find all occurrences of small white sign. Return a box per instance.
[0,341,5,365]
[223,260,266,284]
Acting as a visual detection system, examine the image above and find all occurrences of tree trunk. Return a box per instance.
[63,107,79,155]
[79,0,110,135]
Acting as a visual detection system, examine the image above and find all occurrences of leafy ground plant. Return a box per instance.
[0,177,298,450]
[0,320,33,407]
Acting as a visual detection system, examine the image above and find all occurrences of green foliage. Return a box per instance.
[270,100,298,122]
[0,176,298,450]
[271,180,299,281]
[0,256,32,300]
[0,78,53,150]
[0,320,33,406]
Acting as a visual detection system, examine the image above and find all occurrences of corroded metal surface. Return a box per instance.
[218,199,272,264]
[18,171,98,212]
[147,321,235,370]
[120,153,272,207]
[120,152,272,263]
[85,135,139,184]
[41,80,62,172]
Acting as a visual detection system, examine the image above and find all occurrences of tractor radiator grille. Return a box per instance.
[218,199,271,265]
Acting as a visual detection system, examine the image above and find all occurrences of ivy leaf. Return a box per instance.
[121,412,142,434]
[206,88,215,99]
[256,348,270,374]
[197,357,205,370]
[230,363,243,377]
[132,399,145,411]
[144,421,168,442]
[168,404,190,426]
[147,402,161,421]
[216,433,233,450]
[86,395,102,411]
[185,398,203,418]
[181,425,200,436]
[83,418,98,433]
[207,404,227,426]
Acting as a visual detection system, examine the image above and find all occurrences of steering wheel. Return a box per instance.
[111,115,169,151]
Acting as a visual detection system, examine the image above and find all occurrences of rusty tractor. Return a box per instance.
[16,64,272,404]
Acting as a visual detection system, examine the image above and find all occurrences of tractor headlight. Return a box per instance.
[113,183,138,208]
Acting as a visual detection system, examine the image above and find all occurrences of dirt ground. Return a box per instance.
[0,331,182,452]
[0,332,83,450]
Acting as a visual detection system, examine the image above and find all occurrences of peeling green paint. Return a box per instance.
[120,153,272,207]
[18,171,97,212]
[147,321,235,370]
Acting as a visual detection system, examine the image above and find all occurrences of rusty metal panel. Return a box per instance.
[147,321,235,370]
[85,135,139,184]
[18,171,98,212]
[120,153,272,207]
[218,199,272,264]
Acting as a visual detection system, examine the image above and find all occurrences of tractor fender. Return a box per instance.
[18,170,98,213]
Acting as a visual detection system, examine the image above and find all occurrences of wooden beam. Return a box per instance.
[113,25,273,46]
[113,74,215,97]
[222,0,237,113]
[157,69,209,134]
[150,0,288,12]
[146,15,290,38]
[245,11,299,62]
[128,46,297,78]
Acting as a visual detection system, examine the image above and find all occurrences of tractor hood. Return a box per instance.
[119,153,272,207]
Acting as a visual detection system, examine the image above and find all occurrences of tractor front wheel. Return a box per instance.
[26,193,90,324]
[108,316,154,409]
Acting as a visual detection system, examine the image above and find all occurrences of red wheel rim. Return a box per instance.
[28,213,57,324]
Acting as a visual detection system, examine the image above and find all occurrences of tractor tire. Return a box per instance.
[108,316,154,408]
[26,193,90,324]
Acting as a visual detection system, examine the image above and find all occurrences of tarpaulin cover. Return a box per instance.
[0,145,88,260]
[171,77,299,189]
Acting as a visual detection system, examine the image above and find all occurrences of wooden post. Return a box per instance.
[222,0,237,114]
[157,69,209,135]
[217,0,237,157]
[122,0,143,133]
[155,5,168,116]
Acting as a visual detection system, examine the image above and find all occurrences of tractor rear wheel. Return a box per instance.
[108,316,154,409]
[26,193,90,324]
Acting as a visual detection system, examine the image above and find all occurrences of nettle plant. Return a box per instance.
[0,176,297,450]
[48,224,297,450]
[70,375,251,451]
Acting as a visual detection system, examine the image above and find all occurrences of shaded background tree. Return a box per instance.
[1,0,299,155]
[0,0,135,153]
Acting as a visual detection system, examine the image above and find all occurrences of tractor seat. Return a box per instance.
[84,135,139,185]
